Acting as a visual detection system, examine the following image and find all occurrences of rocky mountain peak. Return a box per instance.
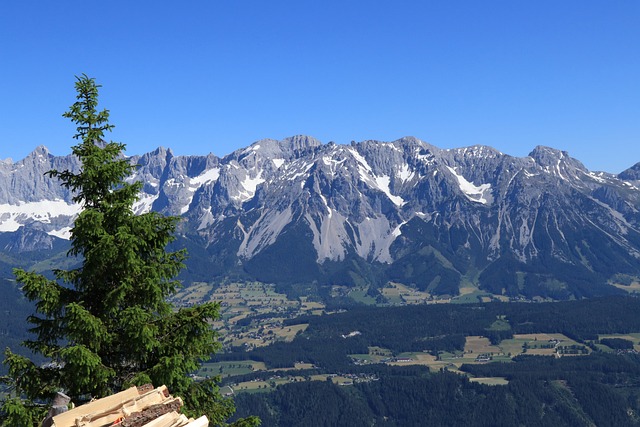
[528,145,584,169]
[2,137,640,300]
[619,162,640,181]
[526,145,589,182]
[19,145,53,166]
[133,146,175,178]
[280,135,322,153]
[32,145,50,155]
[528,145,567,163]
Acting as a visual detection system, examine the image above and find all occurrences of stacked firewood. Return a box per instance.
[46,385,208,427]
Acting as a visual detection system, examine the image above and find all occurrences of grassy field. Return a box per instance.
[273,323,308,341]
[348,287,377,305]
[598,333,640,351]
[198,360,267,378]
[380,282,439,305]
[499,333,585,357]
[451,290,494,304]
[300,297,324,315]
[228,372,378,394]
[395,352,466,374]
[469,377,509,386]
[464,336,502,354]
[229,379,286,392]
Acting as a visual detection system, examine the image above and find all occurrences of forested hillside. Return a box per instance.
[232,354,640,426]
[212,296,640,426]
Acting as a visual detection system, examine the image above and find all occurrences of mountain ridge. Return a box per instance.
[2,136,640,300]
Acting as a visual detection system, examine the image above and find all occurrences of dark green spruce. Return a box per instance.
[0,75,259,427]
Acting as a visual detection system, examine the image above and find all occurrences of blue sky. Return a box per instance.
[1,1,638,173]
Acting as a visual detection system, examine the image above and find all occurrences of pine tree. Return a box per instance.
[0,75,258,426]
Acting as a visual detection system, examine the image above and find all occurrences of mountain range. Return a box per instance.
[2,136,640,300]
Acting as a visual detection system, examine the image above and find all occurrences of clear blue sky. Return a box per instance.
[1,1,638,173]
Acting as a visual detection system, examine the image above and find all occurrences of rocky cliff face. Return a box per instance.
[2,136,640,299]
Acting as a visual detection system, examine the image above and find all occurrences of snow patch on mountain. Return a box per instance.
[346,149,405,206]
[318,193,332,218]
[49,227,72,240]
[190,168,220,187]
[133,194,159,215]
[586,171,610,184]
[0,200,81,237]
[240,174,265,201]
[398,164,414,183]
[392,221,407,237]
[230,172,265,203]
[178,167,222,213]
[348,148,373,174]
[374,176,405,207]
[321,155,348,176]
[416,150,436,165]
[446,166,492,204]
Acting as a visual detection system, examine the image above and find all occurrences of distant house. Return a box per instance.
[475,354,492,362]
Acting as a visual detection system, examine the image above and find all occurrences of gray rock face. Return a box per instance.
[619,162,640,181]
[2,136,640,298]
[0,146,79,204]
[2,224,57,252]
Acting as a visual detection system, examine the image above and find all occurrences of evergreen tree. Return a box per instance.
[0,75,258,427]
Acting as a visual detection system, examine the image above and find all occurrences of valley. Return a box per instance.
[5,269,640,425]
[172,278,640,357]
[209,294,640,426]
[169,282,640,393]
[4,137,640,425]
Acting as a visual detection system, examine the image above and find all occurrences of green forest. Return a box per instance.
[215,296,640,426]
